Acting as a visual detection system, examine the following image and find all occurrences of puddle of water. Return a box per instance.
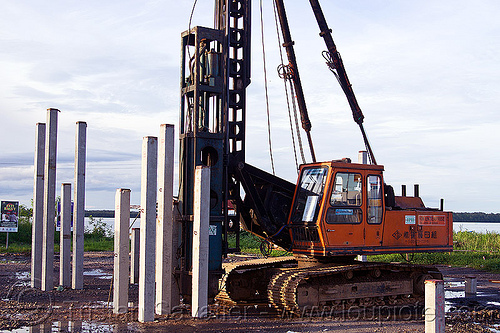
[446,302,457,313]
[92,300,136,308]
[445,290,465,299]
[487,301,500,307]
[445,281,500,313]
[0,259,25,264]
[445,280,465,288]
[15,271,30,281]
[83,269,112,280]
[445,286,467,313]
[489,324,500,333]
[83,269,105,276]
[13,320,120,332]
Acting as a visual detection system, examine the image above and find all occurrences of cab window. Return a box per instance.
[330,173,362,206]
[367,175,383,224]
[326,172,362,224]
[290,166,328,224]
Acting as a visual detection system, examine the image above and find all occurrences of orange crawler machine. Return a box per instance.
[289,159,453,258]
[223,158,453,312]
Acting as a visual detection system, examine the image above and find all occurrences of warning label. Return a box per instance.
[209,225,217,236]
[405,215,416,225]
[418,215,446,226]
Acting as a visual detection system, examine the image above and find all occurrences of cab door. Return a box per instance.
[363,174,383,247]
[322,171,365,248]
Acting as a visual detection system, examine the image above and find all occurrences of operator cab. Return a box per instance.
[290,160,383,225]
[288,159,453,257]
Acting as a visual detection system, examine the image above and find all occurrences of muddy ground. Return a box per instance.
[0,252,499,332]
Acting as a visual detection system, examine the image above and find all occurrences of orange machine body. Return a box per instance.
[288,160,453,257]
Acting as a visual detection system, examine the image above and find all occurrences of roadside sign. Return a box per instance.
[0,201,19,232]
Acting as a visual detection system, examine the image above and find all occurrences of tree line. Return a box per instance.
[453,212,500,222]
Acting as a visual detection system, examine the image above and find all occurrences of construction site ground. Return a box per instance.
[0,252,499,333]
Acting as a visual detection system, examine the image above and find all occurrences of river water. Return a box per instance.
[454,222,500,233]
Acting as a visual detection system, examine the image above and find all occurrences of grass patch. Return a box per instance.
[370,230,500,273]
[83,216,114,251]
[369,252,500,273]
[453,230,500,252]
[228,230,291,257]
[0,243,31,254]
[83,237,114,251]
[0,211,114,253]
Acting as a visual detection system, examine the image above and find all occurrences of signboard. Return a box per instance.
[1,201,19,232]
[418,215,446,226]
[336,208,354,216]
[405,215,416,225]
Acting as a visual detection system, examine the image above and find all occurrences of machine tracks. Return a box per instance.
[217,256,298,305]
[218,257,439,316]
[267,262,436,315]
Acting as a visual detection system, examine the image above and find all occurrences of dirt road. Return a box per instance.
[0,252,499,332]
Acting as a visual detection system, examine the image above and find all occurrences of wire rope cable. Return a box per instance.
[288,77,306,164]
[186,0,198,63]
[272,1,302,172]
[260,0,276,175]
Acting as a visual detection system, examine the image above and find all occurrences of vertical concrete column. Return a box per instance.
[130,228,140,284]
[156,124,177,315]
[425,279,445,333]
[32,122,45,289]
[138,136,157,323]
[465,276,477,297]
[41,108,59,291]
[192,166,210,318]
[114,189,131,314]
[60,183,72,287]
[72,121,87,290]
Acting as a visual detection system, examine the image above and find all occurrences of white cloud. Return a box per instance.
[0,0,499,213]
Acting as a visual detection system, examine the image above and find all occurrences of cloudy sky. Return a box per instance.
[1,0,499,213]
